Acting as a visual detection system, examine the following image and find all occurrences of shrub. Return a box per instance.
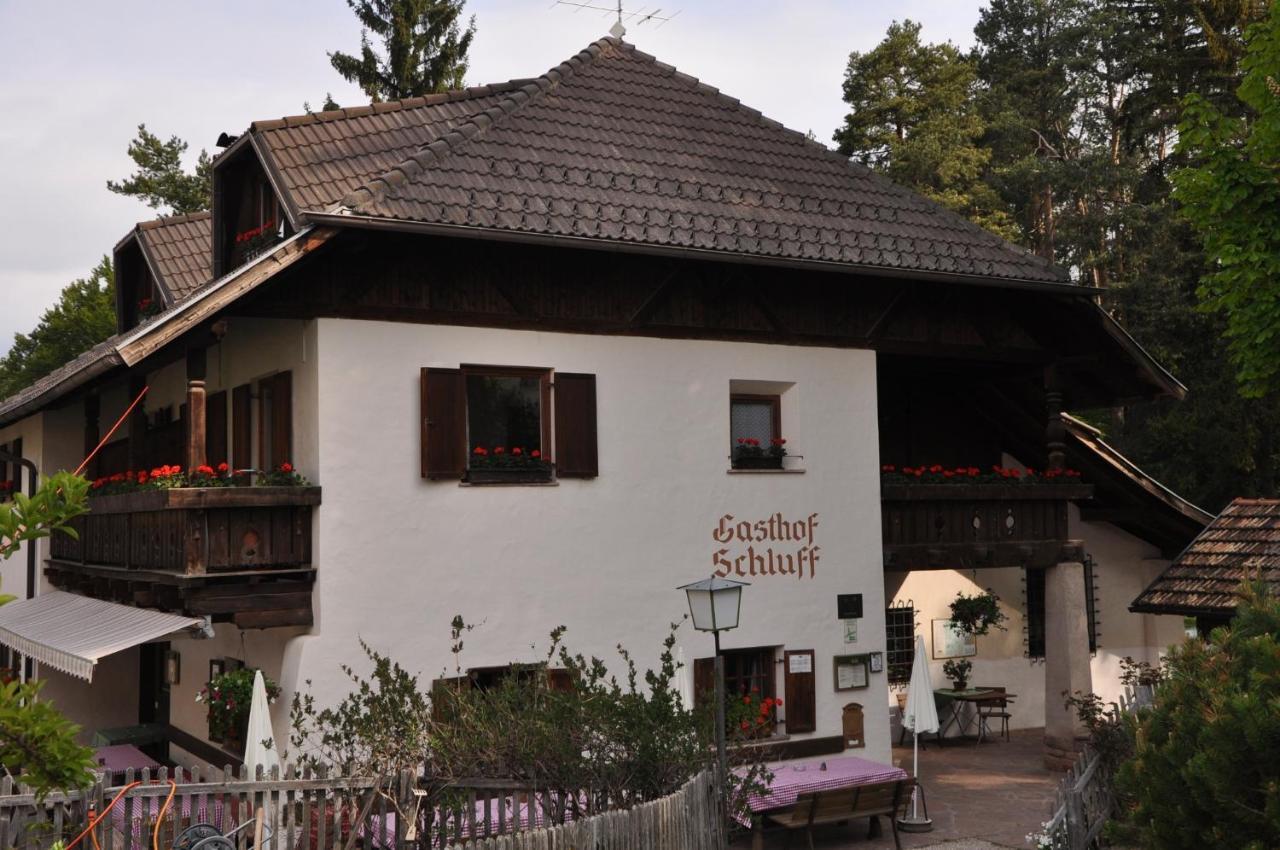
[1114,584,1280,849]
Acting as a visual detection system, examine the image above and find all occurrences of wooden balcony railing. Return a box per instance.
[881,482,1093,570]
[46,486,320,628]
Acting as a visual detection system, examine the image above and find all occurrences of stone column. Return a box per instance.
[1043,558,1093,770]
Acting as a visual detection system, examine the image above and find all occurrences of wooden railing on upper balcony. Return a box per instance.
[46,486,320,629]
[880,481,1093,571]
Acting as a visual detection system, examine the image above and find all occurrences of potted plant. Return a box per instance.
[949,590,1007,637]
[942,659,972,691]
[467,446,554,484]
[197,667,279,753]
[732,437,788,470]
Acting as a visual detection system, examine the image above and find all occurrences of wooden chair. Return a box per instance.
[975,686,1016,741]
[766,778,912,850]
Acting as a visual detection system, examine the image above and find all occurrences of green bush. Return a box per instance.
[1116,584,1280,849]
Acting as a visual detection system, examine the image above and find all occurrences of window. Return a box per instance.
[1026,568,1046,659]
[1025,562,1097,659]
[693,647,776,706]
[885,604,916,685]
[729,382,795,470]
[421,367,598,481]
[730,394,780,447]
[257,371,292,471]
[464,367,551,461]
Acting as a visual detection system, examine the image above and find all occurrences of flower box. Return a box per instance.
[466,467,555,485]
[732,456,784,471]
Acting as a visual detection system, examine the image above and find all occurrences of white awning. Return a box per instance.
[0,592,201,682]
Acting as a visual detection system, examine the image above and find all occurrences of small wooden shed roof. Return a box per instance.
[1131,498,1280,617]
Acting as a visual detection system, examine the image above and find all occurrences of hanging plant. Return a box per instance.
[949,590,1007,637]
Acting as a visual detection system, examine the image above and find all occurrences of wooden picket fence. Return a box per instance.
[439,770,722,850]
[0,765,721,850]
[1043,684,1155,850]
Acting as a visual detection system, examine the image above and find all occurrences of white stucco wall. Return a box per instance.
[288,319,892,763]
[884,503,1186,738]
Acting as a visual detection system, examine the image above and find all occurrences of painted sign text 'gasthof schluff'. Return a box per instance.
[712,513,821,579]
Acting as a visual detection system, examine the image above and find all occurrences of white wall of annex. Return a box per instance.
[296,319,892,763]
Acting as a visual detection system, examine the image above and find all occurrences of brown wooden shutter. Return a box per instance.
[546,668,574,692]
[421,368,467,479]
[553,372,598,478]
[783,649,816,734]
[693,657,716,709]
[430,675,471,724]
[269,371,293,468]
[206,391,228,467]
[231,384,252,471]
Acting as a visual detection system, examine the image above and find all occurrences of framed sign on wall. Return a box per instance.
[833,654,870,691]
[931,619,977,659]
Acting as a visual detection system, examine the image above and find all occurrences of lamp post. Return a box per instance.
[679,576,749,811]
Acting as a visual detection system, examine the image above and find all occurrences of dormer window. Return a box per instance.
[212,143,292,276]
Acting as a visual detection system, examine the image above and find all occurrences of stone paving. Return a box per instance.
[733,728,1059,850]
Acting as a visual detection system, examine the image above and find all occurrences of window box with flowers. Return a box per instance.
[197,667,279,754]
[466,446,554,484]
[732,437,789,470]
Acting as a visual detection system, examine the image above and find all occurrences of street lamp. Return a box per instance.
[679,576,749,808]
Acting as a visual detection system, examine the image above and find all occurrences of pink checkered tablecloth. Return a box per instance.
[739,756,908,813]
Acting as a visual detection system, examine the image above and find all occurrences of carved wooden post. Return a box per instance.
[83,394,100,478]
[1045,365,1066,471]
[186,348,207,473]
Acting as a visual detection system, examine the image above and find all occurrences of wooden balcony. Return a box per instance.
[46,487,320,628]
[881,482,1093,571]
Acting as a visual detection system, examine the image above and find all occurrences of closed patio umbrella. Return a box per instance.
[674,647,693,708]
[243,670,281,779]
[900,635,937,830]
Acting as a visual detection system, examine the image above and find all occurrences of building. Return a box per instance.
[0,37,1204,771]
[1132,497,1280,635]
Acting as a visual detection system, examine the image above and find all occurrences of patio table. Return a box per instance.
[934,688,999,743]
[93,745,161,775]
[736,755,908,850]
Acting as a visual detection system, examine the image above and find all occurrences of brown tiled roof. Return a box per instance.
[321,38,1065,285]
[135,212,212,300]
[1131,498,1280,617]
[252,83,531,212]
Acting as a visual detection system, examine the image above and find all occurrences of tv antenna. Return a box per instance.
[552,0,680,38]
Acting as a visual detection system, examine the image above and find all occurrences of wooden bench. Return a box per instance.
[765,778,913,850]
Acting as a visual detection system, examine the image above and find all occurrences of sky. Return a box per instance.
[0,0,985,352]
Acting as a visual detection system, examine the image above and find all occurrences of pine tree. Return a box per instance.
[330,0,475,102]
[1115,585,1280,848]
[106,125,212,215]
[0,258,116,400]
[833,20,1015,239]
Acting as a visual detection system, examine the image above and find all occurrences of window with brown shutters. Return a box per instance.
[783,649,817,733]
[231,384,252,472]
[420,365,598,482]
[206,391,228,468]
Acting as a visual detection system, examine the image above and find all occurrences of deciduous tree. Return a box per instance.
[0,258,115,401]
